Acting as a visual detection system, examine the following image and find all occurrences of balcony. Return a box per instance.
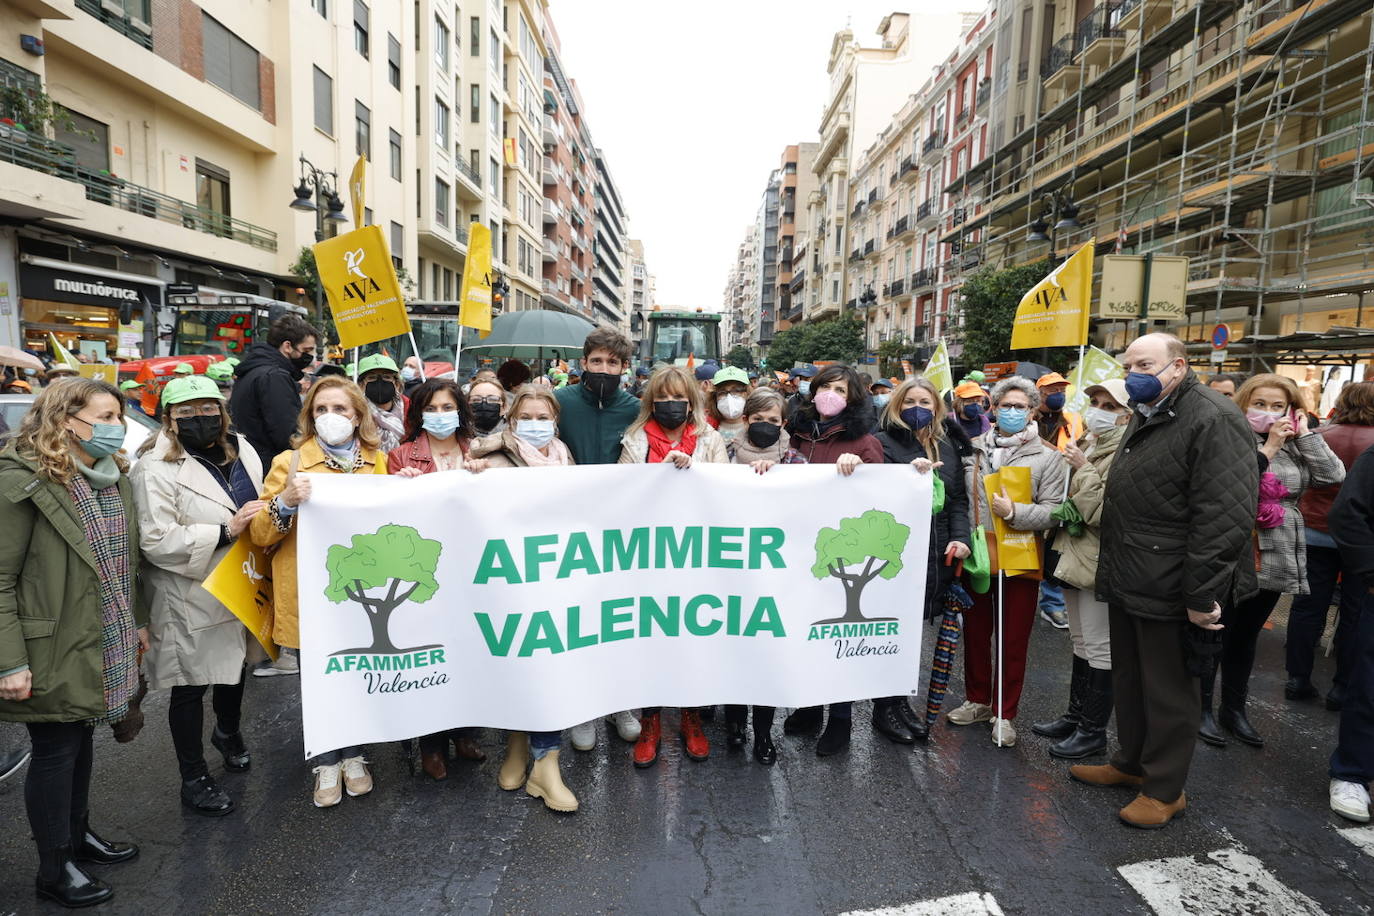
[542,237,558,262]
[1076,3,1126,69]
[789,269,805,292]
[75,0,152,51]
[851,200,865,219]
[950,208,966,228]
[955,107,971,131]
[916,199,936,226]
[0,130,276,251]
[542,156,557,185]
[542,198,560,224]
[1112,0,1173,36]
[867,188,879,205]
[911,268,935,291]
[921,133,945,159]
[845,298,858,310]
[888,278,906,299]
[863,239,876,259]
[976,79,991,108]
[454,223,469,246]
[898,156,917,182]
[849,247,863,263]
[891,215,912,239]
[1041,35,1081,92]
[570,263,586,284]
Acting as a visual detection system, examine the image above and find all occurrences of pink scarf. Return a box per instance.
[514,435,572,467]
[1256,471,1288,529]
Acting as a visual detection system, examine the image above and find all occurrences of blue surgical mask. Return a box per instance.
[900,405,934,430]
[962,402,984,419]
[1043,392,1066,411]
[996,406,1030,434]
[72,418,125,459]
[1125,364,1173,405]
[422,412,462,439]
[872,393,890,409]
[798,381,811,397]
[400,367,418,382]
[515,418,556,448]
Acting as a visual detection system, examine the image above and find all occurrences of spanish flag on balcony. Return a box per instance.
[1010,239,1094,350]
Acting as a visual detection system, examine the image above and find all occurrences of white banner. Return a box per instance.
[296,464,931,758]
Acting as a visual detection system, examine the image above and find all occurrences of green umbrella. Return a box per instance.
[459,310,598,360]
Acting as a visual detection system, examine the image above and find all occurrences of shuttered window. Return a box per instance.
[202,14,260,110]
[313,66,333,134]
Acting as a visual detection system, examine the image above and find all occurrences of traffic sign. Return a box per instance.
[1211,323,1230,349]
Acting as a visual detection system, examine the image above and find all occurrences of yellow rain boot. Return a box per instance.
[525,749,579,812]
[498,731,529,791]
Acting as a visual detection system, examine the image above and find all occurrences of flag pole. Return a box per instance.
[350,348,358,382]
[996,569,1005,746]
[407,329,427,382]
[453,324,465,381]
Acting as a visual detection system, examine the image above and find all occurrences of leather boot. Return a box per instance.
[1197,655,1227,747]
[724,705,748,748]
[36,845,113,908]
[498,732,529,790]
[816,713,851,756]
[892,697,929,741]
[679,709,710,761]
[210,727,251,771]
[632,712,662,768]
[1219,684,1264,747]
[871,698,916,744]
[1050,666,1111,759]
[525,749,578,813]
[1033,654,1088,739]
[783,705,823,736]
[420,750,448,782]
[451,731,486,761]
[180,775,235,816]
[73,821,138,865]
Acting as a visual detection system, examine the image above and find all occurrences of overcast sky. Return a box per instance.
[549,2,970,311]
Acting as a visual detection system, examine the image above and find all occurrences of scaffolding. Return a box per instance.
[942,0,1374,370]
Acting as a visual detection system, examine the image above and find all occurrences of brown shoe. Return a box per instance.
[420,751,448,781]
[1119,792,1186,828]
[1070,763,1144,787]
[453,736,486,761]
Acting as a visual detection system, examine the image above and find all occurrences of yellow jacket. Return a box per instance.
[249,438,387,648]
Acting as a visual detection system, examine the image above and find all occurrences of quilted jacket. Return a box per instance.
[1096,372,1259,621]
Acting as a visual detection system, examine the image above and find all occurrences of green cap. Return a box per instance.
[161,375,225,405]
[712,366,750,387]
[173,362,194,375]
[118,380,143,392]
[356,353,399,377]
[205,362,234,382]
[224,357,240,367]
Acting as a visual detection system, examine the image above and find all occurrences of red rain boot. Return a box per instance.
[680,709,710,761]
[633,712,662,768]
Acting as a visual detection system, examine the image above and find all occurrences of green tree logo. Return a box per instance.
[324,524,443,655]
[810,510,911,625]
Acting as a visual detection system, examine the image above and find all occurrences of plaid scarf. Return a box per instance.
[66,472,139,723]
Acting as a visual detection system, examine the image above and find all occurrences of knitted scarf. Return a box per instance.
[987,421,1041,472]
[371,402,406,452]
[729,428,793,465]
[645,419,696,464]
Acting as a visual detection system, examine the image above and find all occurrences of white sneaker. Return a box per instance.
[342,756,373,796]
[1330,779,1371,823]
[570,720,596,751]
[607,710,641,742]
[947,701,993,726]
[254,650,299,677]
[990,717,1018,747]
[312,763,342,807]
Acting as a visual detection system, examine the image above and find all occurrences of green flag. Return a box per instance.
[923,339,953,395]
[1066,345,1124,414]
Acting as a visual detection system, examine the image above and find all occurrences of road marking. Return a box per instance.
[1118,847,1326,915]
[838,893,1004,915]
[1339,825,1374,858]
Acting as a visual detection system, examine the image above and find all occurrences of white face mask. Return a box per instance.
[717,393,745,420]
[1082,406,1122,434]
[314,412,356,446]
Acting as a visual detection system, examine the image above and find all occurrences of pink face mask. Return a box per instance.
[1246,408,1280,434]
[813,389,847,418]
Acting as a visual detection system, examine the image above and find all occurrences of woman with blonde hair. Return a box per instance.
[0,378,147,907]
[620,366,727,766]
[249,376,389,808]
[131,376,266,816]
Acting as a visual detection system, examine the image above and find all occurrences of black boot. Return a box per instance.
[1050,666,1112,759]
[893,697,930,741]
[783,706,823,736]
[36,845,113,908]
[724,706,747,749]
[1284,676,1318,701]
[816,714,851,756]
[871,699,916,744]
[1033,655,1088,739]
[753,732,777,766]
[181,775,235,816]
[1326,683,1345,712]
[210,727,251,771]
[1219,685,1264,748]
[73,821,138,865]
[1197,655,1227,747]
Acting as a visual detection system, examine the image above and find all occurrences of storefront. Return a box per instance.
[18,256,163,360]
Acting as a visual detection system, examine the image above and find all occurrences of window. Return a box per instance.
[443,268,453,299]
[518,14,539,64]
[353,0,369,58]
[202,14,260,109]
[1316,108,1374,233]
[490,27,499,73]
[195,159,230,236]
[470,83,480,123]
[489,93,498,136]
[434,16,450,71]
[418,257,426,296]
[312,0,327,16]
[435,178,450,226]
[435,98,449,148]
[391,221,404,269]
[55,109,109,172]
[387,34,401,89]
[489,156,499,195]
[355,101,370,159]
[470,16,480,55]
[312,67,333,134]
[389,129,402,180]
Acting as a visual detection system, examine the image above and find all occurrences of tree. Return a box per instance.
[805,315,865,363]
[324,524,443,654]
[877,335,913,379]
[725,344,756,370]
[765,325,808,371]
[958,258,1054,370]
[810,510,912,624]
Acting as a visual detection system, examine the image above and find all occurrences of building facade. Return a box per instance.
[540,17,596,321]
[591,148,629,334]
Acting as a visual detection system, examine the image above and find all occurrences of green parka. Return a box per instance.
[553,382,640,465]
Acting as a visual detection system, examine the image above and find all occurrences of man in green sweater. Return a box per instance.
[555,328,639,466]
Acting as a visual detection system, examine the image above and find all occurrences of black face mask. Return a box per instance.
[582,371,621,403]
[364,379,396,406]
[175,415,223,451]
[652,401,690,430]
[289,349,314,371]
[472,401,503,432]
[746,421,781,448]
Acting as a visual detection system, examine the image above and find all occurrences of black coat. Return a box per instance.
[874,418,972,617]
[228,342,305,467]
[1096,371,1259,620]
[1330,443,1374,589]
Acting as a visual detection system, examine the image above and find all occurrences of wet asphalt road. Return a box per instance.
[1,617,1371,915]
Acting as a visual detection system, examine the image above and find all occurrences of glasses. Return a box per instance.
[169,405,222,419]
[469,396,502,406]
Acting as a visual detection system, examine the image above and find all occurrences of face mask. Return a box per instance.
[872,393,890,409]
[1124,363,1173,405]
[72,418,124,459]
[900,405,934,430]
[422,412,462,439]
[652,400,690,430]
[717,393,745,420]
[582,371,621,403]
[289,348,314,371]
[996,406,1030,434]
[1246,408,1282,434]
[364,379,396,406]
[314,412,355,446]
[1083,406,1121,434]
[813,389,846,418]
[400,367,418,382]
[471,402,503,432]
[961,402,984,420]
[797,381,811,397]
[515,418,557,448]
[1043,392,1066,411]
[746,421,782,448]
[175,415,223,450]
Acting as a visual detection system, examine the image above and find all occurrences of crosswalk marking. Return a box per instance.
[838,893,1004,916]
[1339,825,1374,858]
[1118,847,1326,915]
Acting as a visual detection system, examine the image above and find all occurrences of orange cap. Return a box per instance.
[953,381,985,399]
[1035,372,1069,388]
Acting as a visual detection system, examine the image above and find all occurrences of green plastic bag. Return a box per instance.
[931,474,946,514]
[966,524,991,594]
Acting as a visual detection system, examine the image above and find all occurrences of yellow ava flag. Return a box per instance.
[202,537,279,661]
[348,155,367,227]
[922,339,953,395]
[313,224,411,349]
[458,222,493,336]
[1010,239,1095,350]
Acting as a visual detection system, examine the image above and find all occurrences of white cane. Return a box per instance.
[996,569,1004,746]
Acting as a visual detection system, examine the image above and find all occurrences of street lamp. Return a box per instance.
[1026,190,1082,263]
[288,155,348,324]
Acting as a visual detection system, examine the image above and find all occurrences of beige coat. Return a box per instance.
[617,423,728,465]
[1052,427,1123,591]
[130,432,265,689]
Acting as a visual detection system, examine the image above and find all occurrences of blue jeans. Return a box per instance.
[530,731,561,759]
[314,745,364,766]
[1330,596,1374,784]
[1039,581,1065,615]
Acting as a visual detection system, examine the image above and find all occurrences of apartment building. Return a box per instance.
[757,169,781,346]
[724,225,759,353]
[540,17,596,321]
[592,149,629,334]
[777,143,818,333]
[626,237,655,344]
